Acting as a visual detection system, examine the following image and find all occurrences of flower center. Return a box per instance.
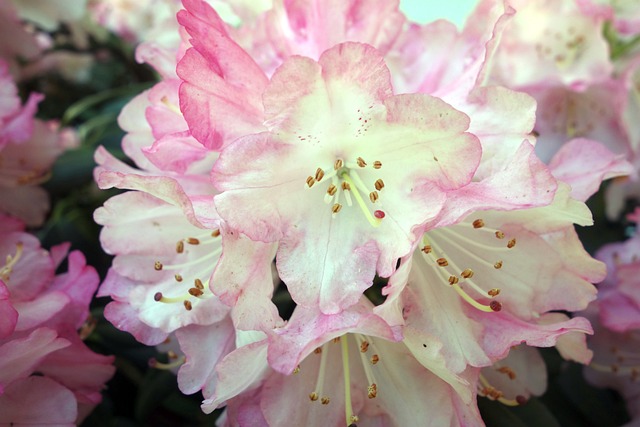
[302,334,382,426]
[0,242,23,282]
[420,218,517,313]
[152,229,221,311]
[304,156,386,227]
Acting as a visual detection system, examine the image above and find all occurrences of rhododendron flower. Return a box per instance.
[0,214,115,424]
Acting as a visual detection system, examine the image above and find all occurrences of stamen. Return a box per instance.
[188,288,204,297]
[374,179,384,191]
[315,168,325,181]
[452,283,502,312]
[154,261,163,271]
[149,355,186,370]
[369,191,378,203]
[176,241,184,253]
[184,300,193,311]
[160,96,183,115]
[498,366,517,380]
[332,203,343,214]
[437,258,448,267]
[478,374,523,406]
[341,181,353,206]
[309,392,319,401]
[175,274,183,282]
[495,231,505,239]
[507,238,516,248]
[488,288,501,297]
[373,160,382,169]
[473,219,485,228]
[367,383,377,399]
[461,268,474,278]
[371,354,379,364]
[321,397,330,405]
[0,242,23,281]
[211,229,221,238]
[341,173,381,228]
[194,278,204,289]
[494,261,503,269]
[310,342,329,404]
[356,157,367,167]
[187,237,200,245]
[334,159,344,170]
[421,245,432,254]
[341,336,357,426]
[448,275,459,285]
[155,247,222,270]
[327,184,337,196]
[360,341,369,353]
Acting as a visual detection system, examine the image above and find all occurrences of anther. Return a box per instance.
[334,159,343,170]
[437,258,449,267]
[315,168,325,181]
[495,231,505,239]
[327,184,337,196]
[293,366,300,374]
[373,161,382,169]
[356,157,367,167]
[342,181,351,191]
[306,176,316,188]
[360,341,369,353]
[321,397,330,405]
[154,261,163,271]
[154,292,163,302]
[374,179,384,191]
[369,191,378,203]
[473,219,485,228]
[507,239,516,248]
[494,261,503,269]
[175,274,183,282]
[194,278,204,289]
[461,269,474,278]
[371,354,379,364]
[498,366,517,380]
[187,237,200,245]
[211,229,221,238]
[176,241,184,253]
[488,288,501,297]
[448,275,459,285]
[421,245,432,254]
[332,203,343,214]
[309,392,319,401]
[183,300,193,311]
[373,210,385,219]
[367,383,378,399]
[188,288,204,297]
[489,301,502,312]
[516,395,528,405]
[314,347,323,354]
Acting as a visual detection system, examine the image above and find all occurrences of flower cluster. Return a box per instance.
[90,0,640,425]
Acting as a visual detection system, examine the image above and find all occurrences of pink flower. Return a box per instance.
[0,59,77,226]
[0,214,115,424]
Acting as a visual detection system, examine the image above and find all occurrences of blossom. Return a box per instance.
[0,214,115,424]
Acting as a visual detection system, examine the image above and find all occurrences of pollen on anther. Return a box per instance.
[507,238,516,248]
[293,366,300,374]
[154,261,163,271]
[360,341,369,353]
[421,245,432,254]
[448,275,459,285]
[489,300,502,312]
[437,258,449,267]
[332,203,343,214]
[315,168,325,181]
[498,366,517,380]
[356,157,367,167]
[494,260,503,269]
[320,397,330,405]
[342,181,351,191]
[212,229,221,238]
[154,292,163,302]
[374,210,385,219]
[187,237,200,245]
[371,354,379,364]
[374,179,384,191]
[488,288,501,297]
[306,176,316,188]
[327,184,337,196]
[334,159,343,170]
[373,160,382,169]
[309,392,319,401]
[368,383,378,399]
[175,274,183,282]
[369,191,379,203]
[176,241,184,253]
[495,231,505,239]
[188,288,204,297]
[195,278,204,289]
[473,219,485,228]
[314,347,322,354]
[461,268,474,278]
[183,300,193,311]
